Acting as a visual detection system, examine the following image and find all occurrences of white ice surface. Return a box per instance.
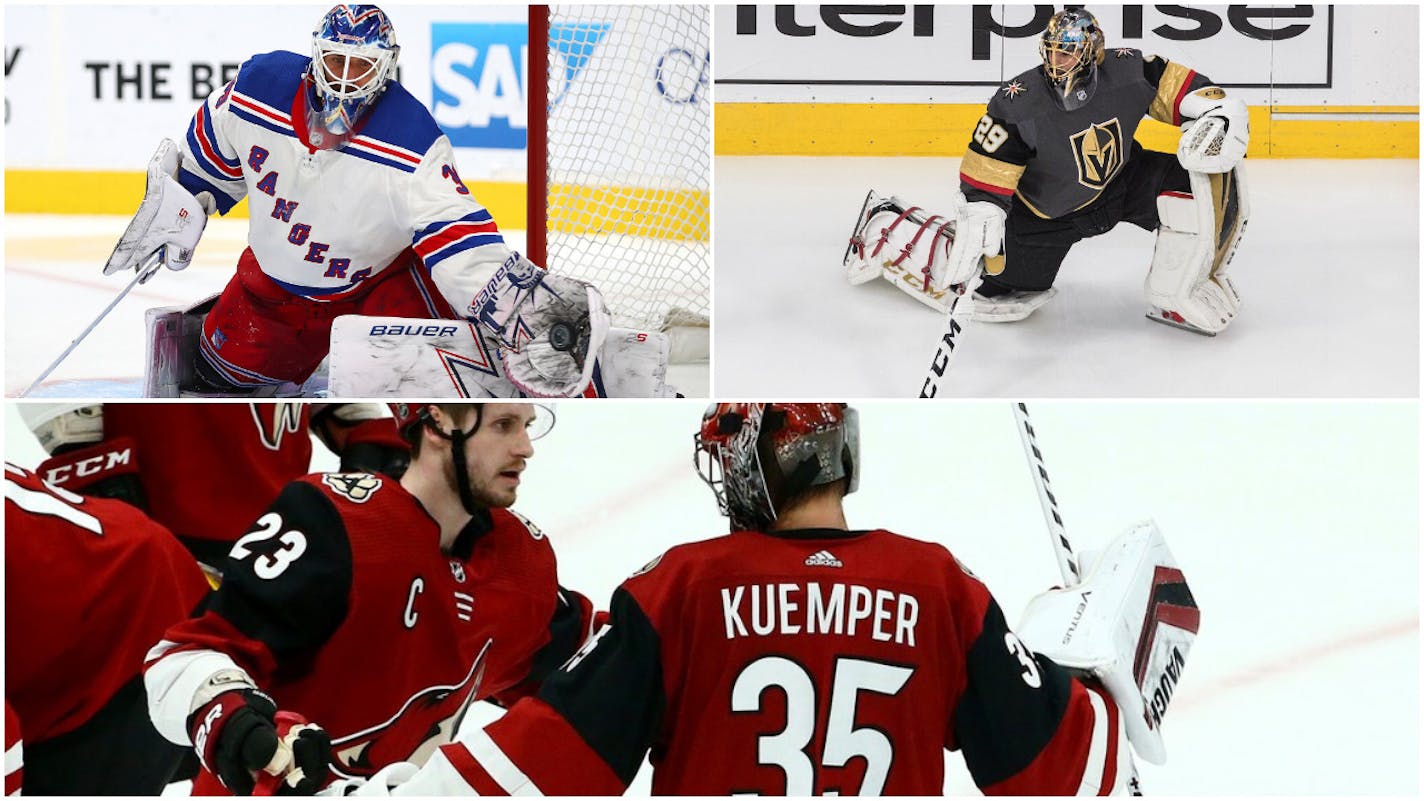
[7,401,1410,795]
[714,157,1420,397]
[3,216,709,398]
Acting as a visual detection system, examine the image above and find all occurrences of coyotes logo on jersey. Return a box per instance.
[332,640,491,777]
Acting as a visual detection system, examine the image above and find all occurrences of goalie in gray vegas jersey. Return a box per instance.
[954,8,1250,334]
[848,8,1250,336]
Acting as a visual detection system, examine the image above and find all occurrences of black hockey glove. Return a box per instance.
[187,689,331,795]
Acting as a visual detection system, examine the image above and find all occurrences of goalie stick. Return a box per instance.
[916,271,983,398]
[20,251,163,398]
[1012,403,1082,583]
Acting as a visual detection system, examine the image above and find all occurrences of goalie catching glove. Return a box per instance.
[1015,520,1200,765]
[472,256,611,397]
[1176,90,1249,174]
[104,139,213,279]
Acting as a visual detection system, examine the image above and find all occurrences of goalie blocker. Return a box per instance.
[1015,520,1200,765]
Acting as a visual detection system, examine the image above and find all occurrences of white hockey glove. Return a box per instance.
[1016,520,1200,765]
[103,139,212,279]
[1176,92,1249,174]
[942,192,1006,290]
[472,256,611,398]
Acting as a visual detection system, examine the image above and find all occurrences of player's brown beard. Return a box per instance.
[442,452,517,510]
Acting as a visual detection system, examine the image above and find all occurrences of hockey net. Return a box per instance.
[528,5,710,349]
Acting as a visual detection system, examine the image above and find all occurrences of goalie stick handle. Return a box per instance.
[916,273,983,398]
[1013,402,1081,584]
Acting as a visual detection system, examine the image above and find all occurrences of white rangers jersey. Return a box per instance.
[176,50,506,313]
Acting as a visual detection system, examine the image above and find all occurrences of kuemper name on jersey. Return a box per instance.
[721,582,920,646]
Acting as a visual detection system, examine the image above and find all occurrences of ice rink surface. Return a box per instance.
[3,216,709,398]
[6,401,1414,795]
[715,158,1420,398]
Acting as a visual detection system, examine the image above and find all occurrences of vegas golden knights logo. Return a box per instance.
[1070,118,1124,190]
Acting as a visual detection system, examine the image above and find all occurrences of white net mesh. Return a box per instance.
[538,5,710,332]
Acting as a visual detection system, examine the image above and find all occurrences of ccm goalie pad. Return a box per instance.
[1016,520,1200,765]
[1145,166,1249,335]
[843,189,959,312]
[326,316,676,398]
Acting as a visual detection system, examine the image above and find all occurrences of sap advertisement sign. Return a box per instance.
[431,22,529,149]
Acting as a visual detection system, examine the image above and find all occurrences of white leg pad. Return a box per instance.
[1145,168,1248,335]
[329,317,518,398]
[844,189,957,312]
[327,317,676,398]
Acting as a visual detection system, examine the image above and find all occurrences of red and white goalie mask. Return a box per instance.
[695,403,860,532]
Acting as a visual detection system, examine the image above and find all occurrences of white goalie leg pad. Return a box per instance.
[327,317,677,398]
[329,316,520,398]
[1145,167,1248,335]
[843,189,957,312]
[1016,520,1200,765]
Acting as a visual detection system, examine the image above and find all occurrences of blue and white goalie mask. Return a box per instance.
[308,4,400,140]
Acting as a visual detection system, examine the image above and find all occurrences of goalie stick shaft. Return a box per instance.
[19,254,160,398]
[1012,402,1081,584]
[916,273,983,398]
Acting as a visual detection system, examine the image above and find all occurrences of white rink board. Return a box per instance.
[715,4,1419,105]
[3,401,1418,794]
[4,4,707,185]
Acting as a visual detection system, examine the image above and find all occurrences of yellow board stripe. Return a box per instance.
[5,170,710,237]
[548,185,710,241]
[716,103,1419,159]
[5,171,529,226]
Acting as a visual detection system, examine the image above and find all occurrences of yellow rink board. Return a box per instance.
[5,176,710,241]
[716,104,1420,159]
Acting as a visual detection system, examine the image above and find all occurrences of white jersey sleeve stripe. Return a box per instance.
[465,728,544,796]
[1076,685,1111,795]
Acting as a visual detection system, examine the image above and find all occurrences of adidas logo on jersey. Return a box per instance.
[804,550,843,568]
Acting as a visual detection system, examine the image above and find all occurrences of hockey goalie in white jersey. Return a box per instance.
[102,4,671,398]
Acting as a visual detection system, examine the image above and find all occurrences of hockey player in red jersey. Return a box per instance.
[4,701,19,796]
[143,403,598,795]
[5,462,211,795]
[331,403,1162,796]
[100,5,610,398]
[20,403,408,573]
